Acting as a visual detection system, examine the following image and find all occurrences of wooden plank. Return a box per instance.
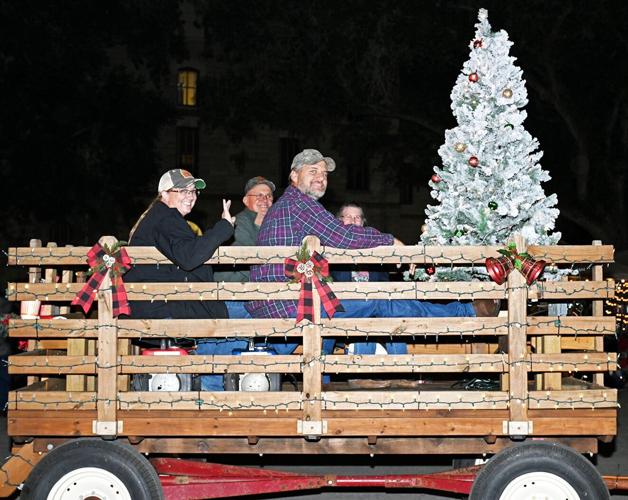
[120,355,302,373]
[132,436,598,455]
[408,343,499,354]
[543,312,563,389]
[118,392,303,411]
[7,243,614,266]
[117,339,131,391]
[529,353,615,372]
[527,316,616,335]
[8,282,222,302]
[7,311,615,344]
[33,340,66,349]
[11,279,612,302]
[9,318,99,337]
[507,235,528,423]
[7,409,616,438]
[87,339,97,391]
[301,236,323,429]
[561,337,596,350]
[12,391,97,410]
[322,391,509,410]
[529,416,616,436]
[9,317,516,339]
[8,354,96,374]
[66,339,88,390]
[528,389,617,409]
[58,245,75,315]
[96,236,118,435]
[0,442,42,497]
[21,239,42,323]
[322,354,507,373]
[592,240,605,386]
[528,280,614,300]
[219,281,418,300]
[526,244,614,263]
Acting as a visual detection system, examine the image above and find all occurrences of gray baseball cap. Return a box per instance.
[244,176,276,195]
[158,169,206,192]
[290,149,336,172]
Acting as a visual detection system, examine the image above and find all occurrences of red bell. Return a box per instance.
[485,256,514,285]
[518,256,546,285]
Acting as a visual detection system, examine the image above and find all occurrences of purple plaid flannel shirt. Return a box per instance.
[245,186,394,318]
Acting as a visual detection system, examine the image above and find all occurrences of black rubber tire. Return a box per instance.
[131,373,150,391]
[224,373,239,391]
[470,441,609,499]
[21,438,163,500]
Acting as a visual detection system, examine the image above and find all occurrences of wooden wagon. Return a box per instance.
[0,234,624,499]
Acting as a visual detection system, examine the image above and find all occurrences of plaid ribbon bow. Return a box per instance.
[285,251,344,324]
[71,242,132,317]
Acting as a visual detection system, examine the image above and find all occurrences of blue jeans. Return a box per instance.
[196,302,252,391]
[226,301,252,319]
[351,341,408,355]
[268,299,475,360]
[204,300,475,388]
[196,338,249,391]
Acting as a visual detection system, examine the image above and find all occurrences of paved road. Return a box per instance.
[2,389,628,499]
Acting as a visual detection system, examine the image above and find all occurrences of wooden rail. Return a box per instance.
[5,236,618,452]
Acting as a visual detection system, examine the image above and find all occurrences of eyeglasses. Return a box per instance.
[246,193,273,201]
[169,189,199,197]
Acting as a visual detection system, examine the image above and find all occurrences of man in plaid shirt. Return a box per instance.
[245,150,493,342]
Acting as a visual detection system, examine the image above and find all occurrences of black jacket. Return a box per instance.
[125,201,234,319]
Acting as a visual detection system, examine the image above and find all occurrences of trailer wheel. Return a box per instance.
[470,441,609,499]
[21,438,163,500]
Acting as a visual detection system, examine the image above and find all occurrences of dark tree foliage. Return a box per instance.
[194,0,628,248]
[0,0,186,247]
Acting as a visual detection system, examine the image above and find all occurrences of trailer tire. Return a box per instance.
[470,441,609,499]
[21,438,163,500]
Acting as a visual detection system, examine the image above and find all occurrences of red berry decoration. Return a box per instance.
[468,156,479,167]
[468,72,479,83]
[426,266,436,276]
[473,39,483,48]
[431,174,442,183]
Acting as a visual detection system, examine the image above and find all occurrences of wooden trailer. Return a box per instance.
[0,235,624,499]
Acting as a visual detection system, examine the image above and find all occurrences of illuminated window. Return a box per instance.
[177,69,198,107]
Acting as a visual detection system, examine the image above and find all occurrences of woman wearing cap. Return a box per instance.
[126,168,236,319]
[126,169,247,391]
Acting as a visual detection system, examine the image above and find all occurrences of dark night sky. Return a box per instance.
[0,1,627,276]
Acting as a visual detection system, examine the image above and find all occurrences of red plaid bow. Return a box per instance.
[71,242,132,317]
[285,251,344,324]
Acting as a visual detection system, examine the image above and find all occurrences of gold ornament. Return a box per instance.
[454,142,467,153]
[421,224,428,234]
[502,88,513,98]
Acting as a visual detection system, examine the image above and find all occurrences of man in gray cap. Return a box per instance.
[215,176,276,285]
[246,149,498,355]
[236,176,276,245]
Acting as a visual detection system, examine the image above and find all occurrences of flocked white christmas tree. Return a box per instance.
[417,9,560,281]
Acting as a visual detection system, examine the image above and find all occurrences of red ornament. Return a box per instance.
[426,266,436,276]
[468,72,479,83]
[431,174,442,183]
[468,156,479,167]
[518,256,547,286]
[473,39,483,48]
[485,256,514,285]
